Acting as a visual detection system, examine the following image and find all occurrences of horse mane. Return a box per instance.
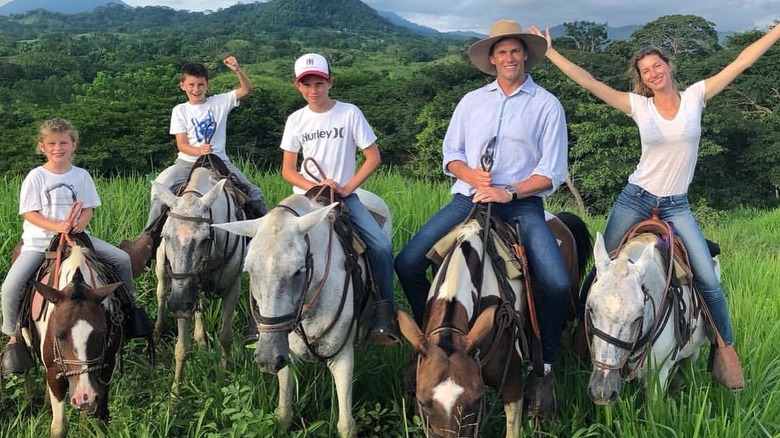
[60,245,88,287]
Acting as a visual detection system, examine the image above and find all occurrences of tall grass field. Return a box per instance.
[0,169,778,437]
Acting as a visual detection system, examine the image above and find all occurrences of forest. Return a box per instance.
[1,0,779,214]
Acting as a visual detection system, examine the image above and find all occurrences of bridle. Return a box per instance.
[417,325,485,438]
[584,286,655,375]
[163,186,244,293]
[51,295,123,385]
[249,202,357,361]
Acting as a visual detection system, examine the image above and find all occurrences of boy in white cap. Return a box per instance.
[277,53,399,345]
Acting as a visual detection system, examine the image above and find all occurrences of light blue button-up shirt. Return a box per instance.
[442,75,568,198]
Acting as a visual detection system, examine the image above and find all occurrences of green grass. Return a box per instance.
[1,168,778,437]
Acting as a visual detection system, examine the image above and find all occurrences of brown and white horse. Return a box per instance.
[26,243,124,438]
[398,212,591,437]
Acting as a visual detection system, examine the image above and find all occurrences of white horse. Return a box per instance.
[213,188,391,438]
[585,232,709,404]
[24,243,123,438]
[153,167,246,392]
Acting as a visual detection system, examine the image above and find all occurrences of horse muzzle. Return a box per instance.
[587,367,622,405]
[253,332,290,373]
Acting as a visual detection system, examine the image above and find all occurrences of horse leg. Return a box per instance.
[193,308,207,350]
[327,347,357,438]
[217,284,240,369]
[154,245,169,336]
[48,386,68,438]
[504,401,522,438]
[275,365,294,431]
[172,317,191,393]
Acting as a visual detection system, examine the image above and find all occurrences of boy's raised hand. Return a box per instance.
[223,56,240,71]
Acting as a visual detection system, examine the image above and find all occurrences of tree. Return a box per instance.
[563,21,609,53]
[629,15,720,57]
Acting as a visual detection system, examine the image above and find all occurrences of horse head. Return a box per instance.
[154,173,227,317]
[34,264,121,413]
[585,232,658,405]
[214,196,339,373]
[398,221,510,437]
[399,304,496,438]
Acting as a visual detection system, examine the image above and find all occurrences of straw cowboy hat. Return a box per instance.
[468,19,548,75]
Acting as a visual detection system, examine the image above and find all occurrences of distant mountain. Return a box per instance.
[377,10,482,40]
[0,0,130,15]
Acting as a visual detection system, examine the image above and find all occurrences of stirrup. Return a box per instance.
[1,342,35,376]
[369,299,400,345]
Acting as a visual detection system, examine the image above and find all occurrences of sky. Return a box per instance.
[114,0,779,34]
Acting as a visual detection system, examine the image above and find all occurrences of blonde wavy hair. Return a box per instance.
[628,45,677,97]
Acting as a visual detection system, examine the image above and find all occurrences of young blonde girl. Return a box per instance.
[1,118,148,374]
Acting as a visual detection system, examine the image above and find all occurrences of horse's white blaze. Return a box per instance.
[71,319,95,391]
[432,378,465,418]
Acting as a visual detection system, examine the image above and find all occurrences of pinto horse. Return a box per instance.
[585,232,709,404]
[152,166,246,392]
[24,240,124,438]
[213,188,391,438]
[397,212,591,437]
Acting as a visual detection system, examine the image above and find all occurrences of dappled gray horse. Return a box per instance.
[213,188,391,438]
[153,167,246,392]
[585,232,708,404]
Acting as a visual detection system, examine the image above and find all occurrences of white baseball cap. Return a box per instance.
[294,53,330,82]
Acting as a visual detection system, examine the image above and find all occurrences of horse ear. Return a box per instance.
[465,305,497,355]
[33,281,65,304]
[153,181,178,208]
[86,282,122,301]
[201,179,228,207]
[397,309,427,356]
[213,218,263,238]
[295,203,338,234]
[632,242,656,279]
[593,232,611,273]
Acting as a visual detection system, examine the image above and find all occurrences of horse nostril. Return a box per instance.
[273,356,287,372]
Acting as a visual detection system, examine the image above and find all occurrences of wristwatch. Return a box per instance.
[504,184,517,201]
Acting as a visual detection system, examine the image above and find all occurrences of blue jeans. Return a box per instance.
[581,183,734,344]
[1,236,135,337]
[342,193,395,302]
[395,194,570,363]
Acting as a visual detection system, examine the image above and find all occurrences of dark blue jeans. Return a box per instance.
[395,194,570,363]
[580,183,734,344]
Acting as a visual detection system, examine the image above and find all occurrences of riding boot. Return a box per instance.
[0,341,35,376]
[709,344,745,391]
[244,199,268,220]
[123,305,154,340]
[119,233,154,278]
[369,299,400,345]
[119,213,167,278]
[524,371,557,420]
[243,312,259,348]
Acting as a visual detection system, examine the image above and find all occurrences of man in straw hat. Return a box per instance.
[395,19,568,419]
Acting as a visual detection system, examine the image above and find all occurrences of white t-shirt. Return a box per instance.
[628,80,705,196]
[19,165,101,252]
[280,101,377,193]
[170,91,238,163]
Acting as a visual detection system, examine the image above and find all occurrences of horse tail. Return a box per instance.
[555,212,593,282]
